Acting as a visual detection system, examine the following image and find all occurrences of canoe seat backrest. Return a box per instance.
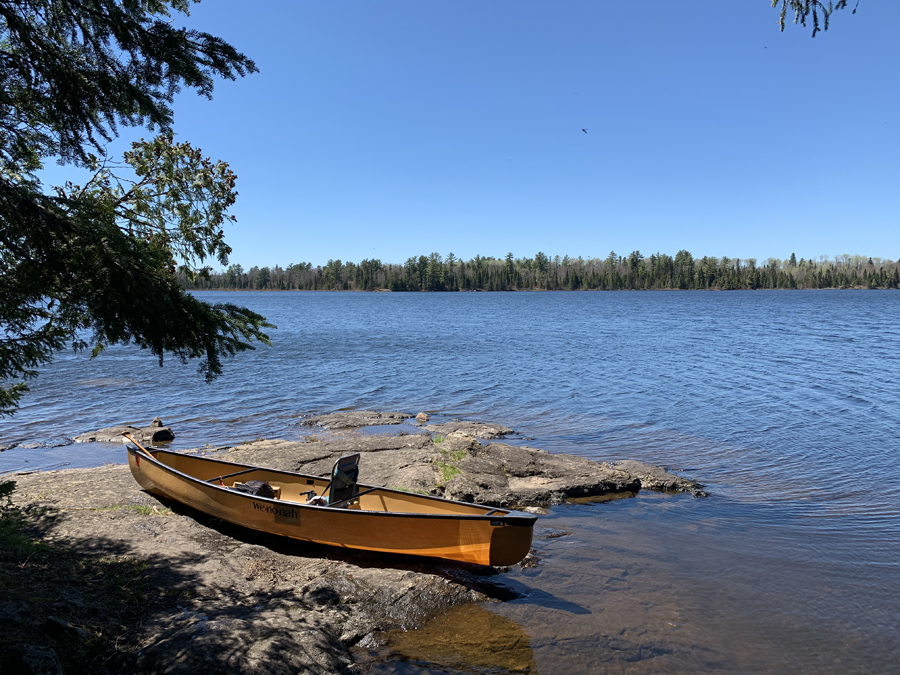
[327,454,360,507]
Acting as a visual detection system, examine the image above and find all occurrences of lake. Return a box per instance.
[3,290,899,673]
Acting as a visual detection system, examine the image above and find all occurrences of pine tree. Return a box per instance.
[0,0,271,415]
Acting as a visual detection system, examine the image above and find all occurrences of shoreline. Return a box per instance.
[1,413,703,674]
[183,286,896,292]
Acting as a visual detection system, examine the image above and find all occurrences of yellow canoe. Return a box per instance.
[127,445,536,566]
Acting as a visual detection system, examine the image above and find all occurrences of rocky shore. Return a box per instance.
[1,413,704,674]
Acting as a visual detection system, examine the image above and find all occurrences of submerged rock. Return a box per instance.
[608,460,708,497]
[301,411,412,429]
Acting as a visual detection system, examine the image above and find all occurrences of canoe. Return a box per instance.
[126,444,536,566]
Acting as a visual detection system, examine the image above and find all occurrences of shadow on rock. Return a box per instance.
[4,465,531,675]
[164,496,524,602]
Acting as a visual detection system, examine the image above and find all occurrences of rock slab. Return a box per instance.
[301,411,412,429]
[227,431,705,508]
[6,464,515,675]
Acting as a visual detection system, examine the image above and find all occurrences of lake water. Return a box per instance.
[2,290,899,673]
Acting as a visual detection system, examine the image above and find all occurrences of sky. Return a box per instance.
[44,1,900,267]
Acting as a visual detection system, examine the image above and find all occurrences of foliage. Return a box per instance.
[439,448,468,461]
[0,1,272,415]
[434,448,468,487]
[772,1,855,37]
[183,252,900,293]
[435,462,462,486]
[0,479,14,505]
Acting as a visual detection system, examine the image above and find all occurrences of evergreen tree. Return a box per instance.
[773,1,853,38]
[1,0,271,415]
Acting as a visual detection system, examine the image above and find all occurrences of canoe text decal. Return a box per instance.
[252,501,299,520]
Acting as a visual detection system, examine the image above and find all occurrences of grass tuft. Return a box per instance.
[436,463,462,485]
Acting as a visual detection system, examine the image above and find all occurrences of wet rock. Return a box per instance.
[539,528,573,539]
[301,411,412,429]
[609,460,707,497]
[15,439,72,449]
[438,443,643,507]
[425,420,513,439]
[416,412,430,423]
[360,603,538,673]
[518,550,541,569]
[73,420,175,444]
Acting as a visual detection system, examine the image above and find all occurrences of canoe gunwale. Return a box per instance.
[127,446,537,526]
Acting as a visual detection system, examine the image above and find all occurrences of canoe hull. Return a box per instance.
[128,448,534,566]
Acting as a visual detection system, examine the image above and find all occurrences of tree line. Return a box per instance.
[178,251,900,292]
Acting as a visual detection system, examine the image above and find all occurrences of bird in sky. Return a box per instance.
[582,128,588,134]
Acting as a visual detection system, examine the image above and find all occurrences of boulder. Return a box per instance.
[73,420,175,444]
[416,412,430,423]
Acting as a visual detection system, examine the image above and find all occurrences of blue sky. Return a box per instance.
[50,1,900,266]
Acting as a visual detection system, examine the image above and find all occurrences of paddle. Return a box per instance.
[123,433,152,455]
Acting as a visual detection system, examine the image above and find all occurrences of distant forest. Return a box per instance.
[179,251,900,292]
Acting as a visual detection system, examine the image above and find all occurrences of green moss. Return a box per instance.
[432,435,445,444]
[438,448,467,461]
[433,447,469,487]
[435,462,462,486]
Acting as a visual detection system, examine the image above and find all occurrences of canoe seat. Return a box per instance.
[325,454,360,507]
